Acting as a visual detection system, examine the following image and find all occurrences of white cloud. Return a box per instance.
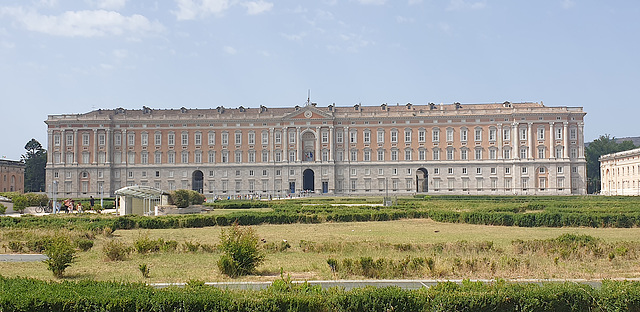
[223,45,236,54]
[173,0,230,20]
[242,0,273,15]
[446,0,485,11]
[1,7,163,37]
[95,0,127,10]
[356,0,386,5]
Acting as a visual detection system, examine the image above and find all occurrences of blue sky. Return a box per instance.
[1,0,639,160]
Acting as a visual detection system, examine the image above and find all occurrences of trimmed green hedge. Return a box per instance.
[0,277,639,311]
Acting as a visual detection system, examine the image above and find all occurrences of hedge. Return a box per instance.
[0,277,639,311]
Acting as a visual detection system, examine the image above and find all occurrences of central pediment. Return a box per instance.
[283,105,334,120]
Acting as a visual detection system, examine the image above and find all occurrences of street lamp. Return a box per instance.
[52,181,58,213]
[100,184,104,208]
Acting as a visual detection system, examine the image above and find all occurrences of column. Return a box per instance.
[578,122,585,159]
[512,123,518,159]
[527,123,533,159]
[282,128,288,163]
[123,129,128,165]
[329,126,334,161]
[315,126,321,162]
[296,127,301,162]
[344,127,350,163]
[497,124,503,159]
[73,129,79,164]
[93,129,98,164]
[61,130,66,164]
[563,122,569,158]
[47,129,54,165]
[269,128,274,163]
[549,122,555,158]
[106,129,111,164]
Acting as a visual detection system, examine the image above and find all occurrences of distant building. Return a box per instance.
[600,147,640,196]
[0,159,25,193]
[45,101,587,198]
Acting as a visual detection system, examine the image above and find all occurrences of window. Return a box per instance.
[207,151,215,163]
[555,127,562,140]
[98,133,105,146]
[557,166,563,174]
[275,151,282,162]
[503,128,510,141]
[461,149,468,160]
[391,150,398,161]
[322,150,329,161]
[350,150,357,161]
[448,168,453,174]
[461,128,468,142]
[418,129,425,142]
[462,168,467,175]
[378,168,384,175]
[404,130,412,143]
[221,151,229,163]
[476,167,482,175]
[390,130,398,143]
[221,132,229,145]
[522,167,528,174]
[419,149,426,160]
[235,151,242,163]
[405,149,412,160]
[262,132,269,145]
[289,131,296,144]
[434,168,439,174]
[520,147,527,159]
[557,177,565,190]
[491,167,496,174]
[505,167,511,174]
[475,149,482,160]
[446,148,454,160]
[168,152,175,164]
[128,133,135,146]
[82,133,90,146]
[377,130,385,143]
[82,152,90,164]
[168,132,175,146]
[322,131,329,143]
[194,151,202,163]
[520,128,527,140]
[363,131,371,143]
[98,152,106,164]
[505,178,512,191]
[336,131,343,143]
[248,150,256,163]
[208,132,216,145]
[128,152,135,164]
[489,128,497,141]
[262,151,269,162]
[54,134,61,146]
[522,178,529,190]
[446,128,453,142]
[537,127,544,140]
[351,168,357,176]
[275,131,282,144]
[364,150,371,161]
[503,148,511,159]
[141,152,148,164]
[377,150,384,161]
[489,149,497,160]
[141,133,148,146]
[474,128,482,141]
[289,150,296,162]
[195,132,202,145]
[248,132,255,145]
[432,129,439,142]
[350,130,357,143]
[181,132,188,145]
[432,149,440,160]
[181,151,189,163]
[570,128,577,140]
[570,148,577,159]
[66,152,74,164]
[235,132,242,145]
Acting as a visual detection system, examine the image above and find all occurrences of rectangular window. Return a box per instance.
[322,131,328,143]
[489,149,496,159]
[168,152,175,164]
[195,152,202,164]
[462,167,467,175]
[128,152,135,164]
[235,151,242,163]
[377,150,384,161]
[555,128,562,140]
[418,130,425,142]
[363,131,370,143]
[520,128,527,140]
[336,131,343,143]
[419,150,425,160]
[248,151,256,163]
[155,152,162,164]
[221,151,228,163]
[262,132,269,145]
[461,129,468,142]
[461,149,468,160]
[570,128,577,140]
[275,151,282,162]
[248,132,255,145]
[537,128,544,140]
[195,133,202,146]
[182,152,189,163]
[404,130,411,143]
[476,167,482,174]
[432,149,440,160]
[446,129,453,142]
[98,134,105,146]
[475,149,482,160]
[505,167,511,174]
[489,128,497,141]
[208,151,215,163]
[209,132,216,145]
[222,133,229,145]
[538,148,545,159]
[235,132,242,145]
[289,150,296,162]
[168,133,175,146]
[181,133,188,145]
[350,150,357,161]
[262,151,269,162]
[405,150,412,160]
[364,150,371,161]
[505,178,512,191]
[391,150,398,161]
[520,148,527,159]
[432,130,439,142]
[289,131,296,144]
[475,129,482,141]
[391,131,398,143]
[82,153,90,164]
[141,133,148,146]
[350,131,357,143]
[275,132,282,144]
[54,134,61,146]
[155,133,161,145]
[82,134,90,146]
[128,133,135,146]
[115,133,122,146]
[557,166,563,173]
[446,149,453,160]
[377,130,385,143]
[504,148,511,159]
[503,128,510,141]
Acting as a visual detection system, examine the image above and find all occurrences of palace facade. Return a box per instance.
[0,159,25,193]
[45,101,587,198]
[600,147,640,196]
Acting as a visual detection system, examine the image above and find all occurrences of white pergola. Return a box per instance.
[114,185,169,216]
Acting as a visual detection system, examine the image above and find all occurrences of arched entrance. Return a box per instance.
[302,132,316,161]
[303,169,314,191]
[416,168,428,192]
[192,170,203,193]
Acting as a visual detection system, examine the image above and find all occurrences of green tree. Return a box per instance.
[22,139,47,192]
[43,237,76,278]
[585,134,637,194]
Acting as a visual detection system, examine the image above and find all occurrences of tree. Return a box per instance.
[217,224,265,277]
[22,139,47,192]
[43,237,76,278]
[585,134,637,194]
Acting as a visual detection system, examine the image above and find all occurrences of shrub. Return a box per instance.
[139,263,150,278]
[12,195,28,213]
[75,239,94,252]
[134,235,161,254]
[170,190,191,208]
[0,203,6,214]
[217,224,265,277]
[43,237,76,278]
[103,240,131,261]
[183,241,200,252]
[189,190,206,205]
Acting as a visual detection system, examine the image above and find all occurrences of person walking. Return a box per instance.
[89,196,95,210]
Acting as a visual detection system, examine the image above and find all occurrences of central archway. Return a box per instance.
[416,168,428,192]
[303,169,314,191]
[192,170,203,193]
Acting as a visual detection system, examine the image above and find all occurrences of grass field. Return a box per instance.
[2,218,640,283]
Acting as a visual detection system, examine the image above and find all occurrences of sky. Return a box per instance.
[1,0,639,161]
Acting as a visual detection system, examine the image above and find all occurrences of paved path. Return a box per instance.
[0,254,48,262]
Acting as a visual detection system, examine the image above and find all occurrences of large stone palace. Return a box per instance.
[600,147,640,196]
[45,101,587,198]
[0,159,25,193]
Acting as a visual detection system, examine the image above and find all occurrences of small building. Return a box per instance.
[0,159,25,193]
[114,185,169,216]
[600,147,640,196]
